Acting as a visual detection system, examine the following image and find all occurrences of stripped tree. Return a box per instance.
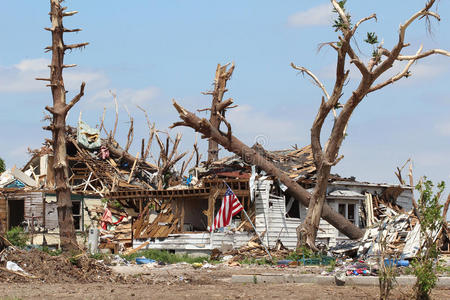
[37,0,89,251]
[200,63,235,163]
[291,0,450,249]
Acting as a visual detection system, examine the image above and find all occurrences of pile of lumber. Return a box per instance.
[224,235,290,262]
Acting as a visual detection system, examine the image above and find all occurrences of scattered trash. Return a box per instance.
[384,259,409,267]
[191,262,203,269]
[6,261,27,274]
[136,257,156,265]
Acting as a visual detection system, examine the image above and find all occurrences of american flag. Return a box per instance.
[210,187,244,232]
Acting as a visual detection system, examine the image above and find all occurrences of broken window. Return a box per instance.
[72,200,82,230]
[338,202,356,224]
[285,195,300,218]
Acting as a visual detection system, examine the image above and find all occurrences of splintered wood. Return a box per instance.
[133,202,180,239]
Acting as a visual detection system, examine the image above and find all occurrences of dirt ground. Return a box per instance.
[0,263,449,299]
[0,282,449,300]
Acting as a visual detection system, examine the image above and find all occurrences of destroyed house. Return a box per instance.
[0,163,101,244]
[0,125,155,242]
[107,145,414,254]
[1,122,415,253]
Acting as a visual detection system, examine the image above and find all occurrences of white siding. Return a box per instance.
[134,232,252,251]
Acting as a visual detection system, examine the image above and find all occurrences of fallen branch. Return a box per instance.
[171,100,363,239]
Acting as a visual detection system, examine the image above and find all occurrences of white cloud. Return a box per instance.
[84,86,161,110]
[288,3,333,28]
[121,86,161,106]
[14,58,48,72]
[0,58,49,92]
[64,69,109,93]
[0,58,109,94]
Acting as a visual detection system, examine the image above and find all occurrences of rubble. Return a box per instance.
[0,248,118,283]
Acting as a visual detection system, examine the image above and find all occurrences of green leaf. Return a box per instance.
[364,32,378,45]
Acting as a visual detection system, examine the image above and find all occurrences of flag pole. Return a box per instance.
[223,181,272,261]
[241,208,272,261]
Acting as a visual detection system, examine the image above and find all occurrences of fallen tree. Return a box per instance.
[171,99,363,240]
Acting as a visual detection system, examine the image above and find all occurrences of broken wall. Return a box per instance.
[0,193,6,235]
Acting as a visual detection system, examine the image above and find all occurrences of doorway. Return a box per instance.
[8,200,24,229]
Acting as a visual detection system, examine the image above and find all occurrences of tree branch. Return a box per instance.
[167,133,182,162]
[400,3,439,44]
[63,11,78,17]
[64,82,85,114]
[291,63,330,100]
[216,113,232,143]
[368,45,423,93]
[324,155,344,167]
[331,0,350,30]
[63,28,82,33]
[351,14,377,35]
[99,107,107,136]
[373,0,439,78]
[110,90,119,140]
[64,42,89,51]
[397,48,450,61]
[123,105,134,153]
[216,98,234,112]
[345,42,370,77]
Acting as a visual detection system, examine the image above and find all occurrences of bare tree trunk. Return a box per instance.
[204,63,235,163]
[171,100,363,240]
[442,193,450,220]
[39,0,89,251]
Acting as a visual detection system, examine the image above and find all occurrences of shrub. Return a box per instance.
[412,177,445,300]
[6,226,28,248]
[0,157,5,173]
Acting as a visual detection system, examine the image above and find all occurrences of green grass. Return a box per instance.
[89,252,109,260]
[121,249,210,264]
[40,246,62,256]
[325,259,337,272]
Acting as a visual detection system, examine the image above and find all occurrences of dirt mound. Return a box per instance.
[0,248,131,283]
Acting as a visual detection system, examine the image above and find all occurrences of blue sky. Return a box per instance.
[1,1,449,201]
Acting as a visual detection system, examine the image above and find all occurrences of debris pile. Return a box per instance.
[95,205,133,253]
[0,248,118,283]
[331,194,450,265]
[220,236,290,263]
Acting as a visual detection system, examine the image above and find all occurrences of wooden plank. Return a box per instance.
[123,241,150,255]
[127,152,140,183]
[207,189,220,227]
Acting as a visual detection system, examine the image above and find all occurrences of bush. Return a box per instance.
[6,226,28,248]
[412,177,445,300]
[0,157,5,173]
